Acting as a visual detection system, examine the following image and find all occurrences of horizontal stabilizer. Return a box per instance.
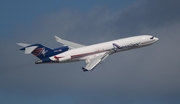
[17,43,37,54]
[25,46,38,54]
[17,43,30,47]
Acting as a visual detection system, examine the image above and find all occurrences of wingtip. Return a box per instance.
[54,36,62,41]
[82,67,89,72]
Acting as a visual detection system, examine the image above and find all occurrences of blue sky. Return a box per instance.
[1,0,180,104]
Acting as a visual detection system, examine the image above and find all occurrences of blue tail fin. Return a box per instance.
[18,43,69,60]
[31,44,54,59]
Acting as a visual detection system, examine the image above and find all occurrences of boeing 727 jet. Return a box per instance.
[17,35,158,71]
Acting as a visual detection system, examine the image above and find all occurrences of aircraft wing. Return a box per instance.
[82,52,110,71]
[54,36,85,49]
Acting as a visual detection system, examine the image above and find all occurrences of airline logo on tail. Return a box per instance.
[32,48,48,56]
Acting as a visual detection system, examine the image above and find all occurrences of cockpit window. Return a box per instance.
[150,36,154,39]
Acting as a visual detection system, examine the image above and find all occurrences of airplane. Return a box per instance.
[17,35,158,71]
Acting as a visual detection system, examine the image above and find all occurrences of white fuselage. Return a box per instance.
[49,35,158,63]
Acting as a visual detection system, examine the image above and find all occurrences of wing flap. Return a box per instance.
[54,36,85,49]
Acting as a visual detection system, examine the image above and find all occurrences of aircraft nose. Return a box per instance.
[154,37,159,41]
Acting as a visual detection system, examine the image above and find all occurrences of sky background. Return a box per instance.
[0,0,180,104]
